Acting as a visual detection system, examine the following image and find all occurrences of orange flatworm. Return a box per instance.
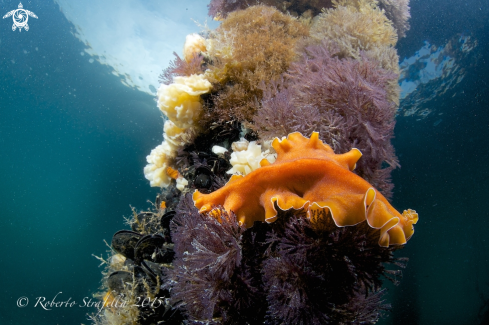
[194,132,418,246]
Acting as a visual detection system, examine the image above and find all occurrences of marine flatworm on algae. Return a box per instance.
[194,132,418,247]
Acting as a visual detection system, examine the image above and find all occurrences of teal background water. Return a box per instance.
[0,0,488,324]
[0,1,162,323]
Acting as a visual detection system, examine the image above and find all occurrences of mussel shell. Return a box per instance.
[160,211,175,231]
[161,249,175,263]
[124,258,135,270]
[195,165,212,175]
[107,271,133,293]
[133,265,146,280]
[194,173,212,189]
[134,234,166,263]
[194,166,214,190]
[140,260,163,284]
[133,266,151,297]
[111,230,142,260]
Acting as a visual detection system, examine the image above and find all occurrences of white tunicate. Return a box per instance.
[176,177,189,191]
[227,141,277,176]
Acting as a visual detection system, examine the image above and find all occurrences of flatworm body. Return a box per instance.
[194,132,418,246]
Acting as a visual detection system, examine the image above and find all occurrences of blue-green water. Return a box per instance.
[0,1,163,324]
[0,0,488,324]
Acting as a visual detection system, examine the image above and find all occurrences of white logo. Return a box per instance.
[3,2,38,32]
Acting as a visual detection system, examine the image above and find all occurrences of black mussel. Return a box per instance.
[209,120,241,144]
[195,162,213,173]
[160,211,175,234]
[158,246,175,263]
[209,156,231,176]
[141,260,163,284]
[194,166,213,190]
[124,258,135,270]
[133,266,152,296]
[194,173,211,189]
[111,230,142,260]
[134,234,174,264]
[133,265,146,281]
[134,235,164,261]
[107,271,133,293]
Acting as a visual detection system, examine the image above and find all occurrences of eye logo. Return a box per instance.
[3,2,38,32]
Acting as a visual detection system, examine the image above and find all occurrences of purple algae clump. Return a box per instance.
[254,43,400,197]
[165,196,403,324]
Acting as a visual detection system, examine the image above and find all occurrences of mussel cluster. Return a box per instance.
[99,123,239,325]
[107,203,183,325]
[174,123,236,192]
